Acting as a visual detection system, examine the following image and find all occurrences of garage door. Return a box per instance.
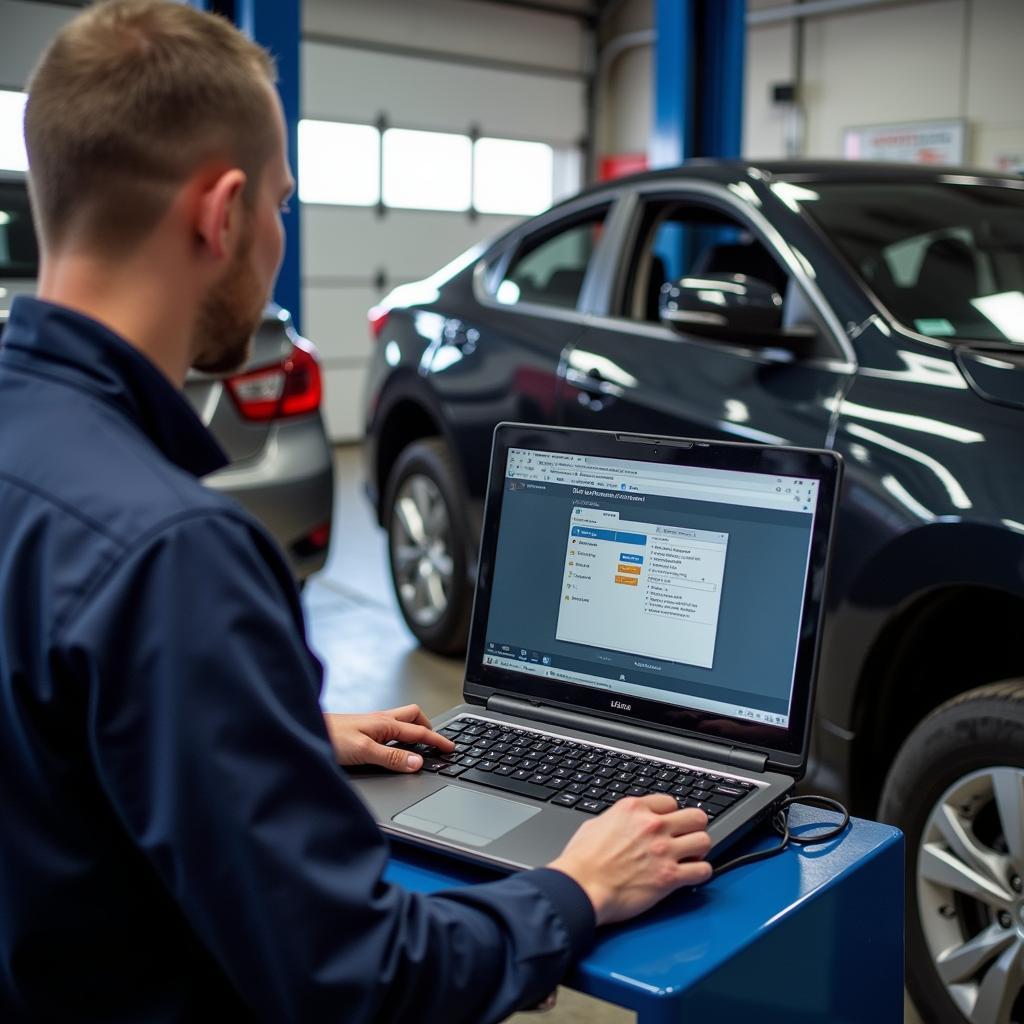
[301,38,587,441]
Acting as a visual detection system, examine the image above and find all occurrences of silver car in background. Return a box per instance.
[0,172,334,581]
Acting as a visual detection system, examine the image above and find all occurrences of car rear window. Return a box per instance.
[0,181,38,279]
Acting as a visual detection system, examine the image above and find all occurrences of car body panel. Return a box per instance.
[820,346,1024,711]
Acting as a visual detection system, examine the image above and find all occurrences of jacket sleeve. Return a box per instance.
[57,509,594,1024]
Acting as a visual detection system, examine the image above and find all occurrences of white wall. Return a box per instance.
[595,0,652,159]
[0,0,74,90]
[601,46,652,156]
[303,38,586,141]
[743,7,793,160]
[963,0,1024,169]
[745,0,1024,168]
[303,0,589,75]
[800,0,966,157]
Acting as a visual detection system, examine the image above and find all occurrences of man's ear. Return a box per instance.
[194,167,247,262]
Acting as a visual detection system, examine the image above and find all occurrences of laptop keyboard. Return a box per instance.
[403,716,756,821]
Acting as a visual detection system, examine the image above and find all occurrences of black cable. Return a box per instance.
[710,795,850,879]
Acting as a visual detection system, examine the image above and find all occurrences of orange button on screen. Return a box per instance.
[614,575,639,586]
[616,564,641,575]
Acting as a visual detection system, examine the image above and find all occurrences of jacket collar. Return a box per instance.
[1,296,227,479]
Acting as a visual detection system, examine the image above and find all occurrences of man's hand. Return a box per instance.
[547,795,712,926]
[324,704,455,773]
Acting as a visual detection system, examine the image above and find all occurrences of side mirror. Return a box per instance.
[659,273,815,355]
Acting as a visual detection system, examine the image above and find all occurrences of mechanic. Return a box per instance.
[0,3,712,1021]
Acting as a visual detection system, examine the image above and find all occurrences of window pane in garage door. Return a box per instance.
[298,120,379,206]
[0,91,28,173]
[474,137,553,216]
[382,128,471,212]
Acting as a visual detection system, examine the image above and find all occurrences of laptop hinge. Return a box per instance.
[487,695,769,773]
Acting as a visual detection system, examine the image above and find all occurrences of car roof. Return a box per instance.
[556,158,1024,208]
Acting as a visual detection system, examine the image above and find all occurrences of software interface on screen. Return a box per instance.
[482,448,820,727]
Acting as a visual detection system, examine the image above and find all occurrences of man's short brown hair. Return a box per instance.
[24,0,277,257]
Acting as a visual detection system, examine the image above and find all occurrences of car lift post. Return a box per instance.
[651,0,746,278]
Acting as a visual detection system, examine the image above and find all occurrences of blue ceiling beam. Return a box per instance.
[650,0,746,169]
[187,0,302,332]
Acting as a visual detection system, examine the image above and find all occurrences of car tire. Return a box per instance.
[383,438,471,656]
[880,681,1024,1024]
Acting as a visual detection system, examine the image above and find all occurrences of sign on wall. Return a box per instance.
[994,153,1024,176]
[843,119,967,165]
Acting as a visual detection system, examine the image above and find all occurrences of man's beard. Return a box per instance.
[191,221,267,376]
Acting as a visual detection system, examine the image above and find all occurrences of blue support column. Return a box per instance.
[651,0,746,280]
[697,0,746,160]
[187,0,302,332]
[234,0,302,332]
[650,0,746,168]
[650,0,695,170]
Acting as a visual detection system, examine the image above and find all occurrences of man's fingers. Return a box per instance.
[670,829,713,862]
[386,703,431,727]
[362,738,424,773]
[665,807,710,835]
[638,793,679,815]
[391,721,454,751]
[674,859,714,887]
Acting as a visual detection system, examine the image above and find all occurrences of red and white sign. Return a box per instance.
[843,120,966,166]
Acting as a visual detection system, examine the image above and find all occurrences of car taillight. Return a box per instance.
[279,341,322,418]
[291,520,332,559]
[226,340,322,422]
[368,304,390,340]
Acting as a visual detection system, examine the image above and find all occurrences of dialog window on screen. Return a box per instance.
[556,507,728,669]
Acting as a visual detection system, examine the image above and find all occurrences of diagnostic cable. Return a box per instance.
[710,795,851,879]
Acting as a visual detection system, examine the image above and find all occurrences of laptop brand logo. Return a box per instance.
[611,700,632,712]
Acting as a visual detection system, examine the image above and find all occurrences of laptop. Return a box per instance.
[350,423,843,870]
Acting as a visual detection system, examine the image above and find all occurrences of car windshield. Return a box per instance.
[798,180,1024,343]
[0,182,37,280]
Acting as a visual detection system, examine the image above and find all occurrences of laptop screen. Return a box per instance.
[478,446,821,731]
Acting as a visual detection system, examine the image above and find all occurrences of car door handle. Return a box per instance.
[442,321,479,350]
[565,366,622,396]
[450,328,479,349]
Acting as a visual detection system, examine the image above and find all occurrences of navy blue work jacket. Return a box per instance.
[0,297,594,1023]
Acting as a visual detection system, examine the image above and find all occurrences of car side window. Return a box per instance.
[0,182,39,279]
[495,207,609,311]
[615,196,831,356]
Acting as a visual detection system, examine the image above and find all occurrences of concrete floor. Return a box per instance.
[304,445,919,1024]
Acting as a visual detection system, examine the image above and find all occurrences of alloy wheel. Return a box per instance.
[389,473,455,627]
[918,767,1024,1023]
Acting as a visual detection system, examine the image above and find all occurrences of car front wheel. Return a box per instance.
[384,438,471,655]
[880,681,1024,1024]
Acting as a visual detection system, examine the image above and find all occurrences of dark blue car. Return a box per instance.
[364,160,1024,1023]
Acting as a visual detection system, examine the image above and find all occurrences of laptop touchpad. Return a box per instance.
[393,786,540,847]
